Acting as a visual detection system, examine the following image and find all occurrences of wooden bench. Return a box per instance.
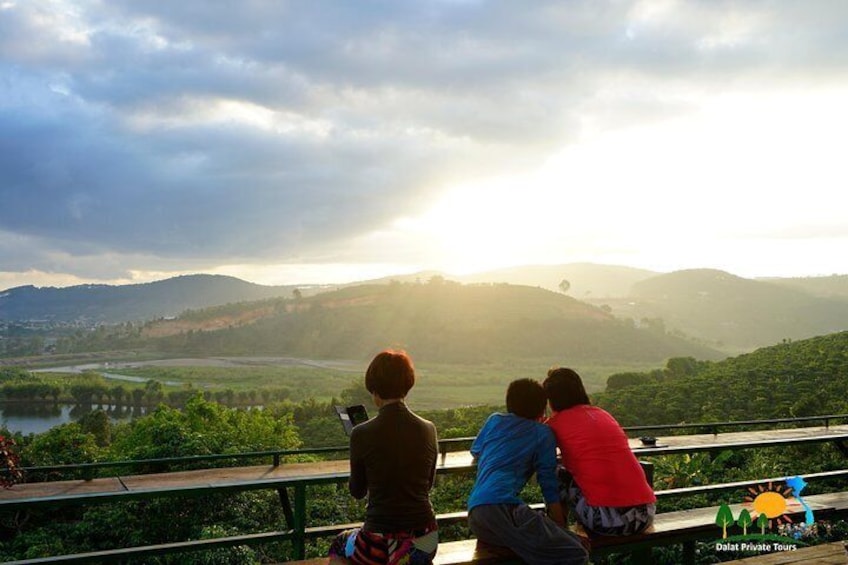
[278,491,848,565]
[5,490,846,564]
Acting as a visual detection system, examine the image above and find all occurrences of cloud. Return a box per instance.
[1,0,847,285]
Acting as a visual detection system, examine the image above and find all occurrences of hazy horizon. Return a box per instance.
[2,2,847,290]
[2,261,847,293]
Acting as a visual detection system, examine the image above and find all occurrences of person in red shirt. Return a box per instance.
[543,367,656,536]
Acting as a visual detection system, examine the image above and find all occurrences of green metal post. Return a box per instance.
[278,488,295,528]
[682,540,695,564]
[293,483,307,559]
[638,461,654,487]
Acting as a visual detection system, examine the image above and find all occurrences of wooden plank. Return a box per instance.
[118,461,349,491]
[804,491,848,512]
[723,541,848,564]
[275,539,516,565]
[434,540,520,565]
[0,477,125,500]
[630,425,848,455]
[0,451,473,509]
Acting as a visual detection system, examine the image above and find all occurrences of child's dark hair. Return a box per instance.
[543,367,590,411]
[506,378,547,420]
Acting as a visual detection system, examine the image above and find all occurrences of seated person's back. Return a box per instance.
[544,367,656,536]
[329,350,438,565]
[350,398,436,530]
[467,378,588,565]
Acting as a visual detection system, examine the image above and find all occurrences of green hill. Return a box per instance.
[149,280,722,364]
[762,274,848,301]
[615,269,848,351]
[595,331,848,425]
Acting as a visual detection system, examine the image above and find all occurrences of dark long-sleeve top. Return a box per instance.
[349,401,438,532]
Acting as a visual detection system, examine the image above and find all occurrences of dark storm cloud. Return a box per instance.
[1,0,847,280]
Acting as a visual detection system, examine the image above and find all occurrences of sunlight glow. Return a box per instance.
[386,86,848,278]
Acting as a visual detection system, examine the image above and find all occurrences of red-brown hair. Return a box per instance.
[365,349,416,399]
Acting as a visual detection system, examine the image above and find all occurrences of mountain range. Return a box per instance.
[2,265,847,353]
[0,275,298,324]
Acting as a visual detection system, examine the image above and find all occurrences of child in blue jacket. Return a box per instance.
[467,378,588,565]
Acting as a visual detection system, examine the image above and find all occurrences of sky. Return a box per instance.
[1,0,847,290]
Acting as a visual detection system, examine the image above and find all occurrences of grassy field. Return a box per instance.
[103,357,662,410]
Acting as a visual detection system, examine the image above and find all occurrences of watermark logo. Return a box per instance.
[713,476,817,555]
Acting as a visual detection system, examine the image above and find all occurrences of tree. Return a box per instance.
[340,378,372,408]
[21,423,101,467]
[110,394,300,461]
[292,288,302,301]
[110,385,126,407]
[79,409,112,447]
[559,279,571,294]
[715,503,734,539]
[757,512,769,535]
[737,508,752,535]
[605,372,654,391]
[144,380,164,406]
[665,357,701,378]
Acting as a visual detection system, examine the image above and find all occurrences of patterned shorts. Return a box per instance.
[558,467,655,536]
[328,523,438,565]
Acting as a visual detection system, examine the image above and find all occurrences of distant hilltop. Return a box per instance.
[0,274,299,324]
[1,265,847,353]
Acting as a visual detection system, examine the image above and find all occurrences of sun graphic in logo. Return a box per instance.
[744,482,795,528]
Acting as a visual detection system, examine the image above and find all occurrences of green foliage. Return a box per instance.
[192,525,259,564]
[421,406,494,439]
[654,451,734,490]
[663,356,703,378]
[339,377,373,408]
[78,409,111,447]
[21,423,102,467]
[0,367,35,382]
[596,332,848,425]
[109,394,300,461]
[605,371,655,391]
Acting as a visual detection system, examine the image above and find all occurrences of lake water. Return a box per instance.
[0,403,145,436]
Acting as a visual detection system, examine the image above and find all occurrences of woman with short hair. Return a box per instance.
[329,350,439,565]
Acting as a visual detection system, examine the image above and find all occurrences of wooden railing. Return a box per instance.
[10,413,848,479]
[2,416,848,564]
